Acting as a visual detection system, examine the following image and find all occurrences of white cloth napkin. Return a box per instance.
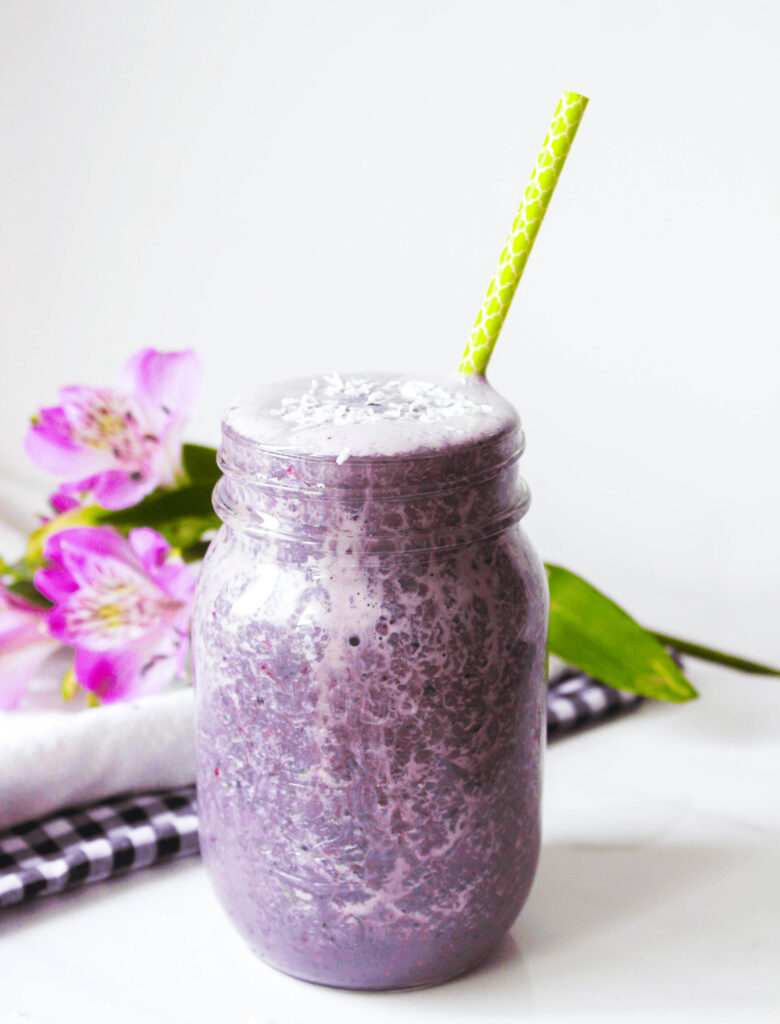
[0,688,196,830]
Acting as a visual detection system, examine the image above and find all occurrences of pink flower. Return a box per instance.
[49,490,81,514]
[35,527,195,703]
[25,349,201,511]
[0,585,60,710]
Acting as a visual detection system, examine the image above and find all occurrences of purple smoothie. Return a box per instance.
[193,373,548,989]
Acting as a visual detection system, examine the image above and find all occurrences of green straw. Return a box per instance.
[459,90,589,376]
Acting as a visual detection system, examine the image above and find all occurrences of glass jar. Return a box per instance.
[193,373,548,990]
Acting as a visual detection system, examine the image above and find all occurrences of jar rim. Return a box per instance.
[218,418,525,501]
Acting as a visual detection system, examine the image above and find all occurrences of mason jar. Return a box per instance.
[193,372,548,990]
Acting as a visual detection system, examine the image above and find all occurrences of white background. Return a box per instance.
[1,4,779,1021]
[1,0,778,664]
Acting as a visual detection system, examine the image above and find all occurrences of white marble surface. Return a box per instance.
[2,662,778,1023]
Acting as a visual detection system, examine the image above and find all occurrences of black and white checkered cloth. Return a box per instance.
[0,669,644,909]
[0,787,199,909]
[546,665,644,736]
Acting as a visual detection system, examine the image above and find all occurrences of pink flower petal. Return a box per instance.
[50,487,82,514]
[34,565,79,604]
[89,468,158,510]
[43,527,147,587]
[128,528,171,571]
[156,561,197,608]
[0,638,60,709]
[24,409,103,476]
[74,626,187,703]
[0,585,60,709]
[44,605,72,647]
[122,349,201,424]
[128,529,196,606]
[74,645,144,703]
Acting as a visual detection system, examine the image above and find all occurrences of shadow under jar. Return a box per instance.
[193,373,548,990]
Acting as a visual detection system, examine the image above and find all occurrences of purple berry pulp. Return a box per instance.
[193,373,548,989]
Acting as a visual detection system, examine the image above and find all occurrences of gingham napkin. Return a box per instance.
[546,665,643,736]
[0,788,199,908]
[0,666,643,909]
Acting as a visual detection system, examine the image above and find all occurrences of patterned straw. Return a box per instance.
[459,90,589,376]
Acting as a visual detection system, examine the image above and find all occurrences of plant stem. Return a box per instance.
[649,631,780,677]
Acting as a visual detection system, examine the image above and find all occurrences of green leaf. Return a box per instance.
[649,631,780,677]
[545,564,698,703]
[98,484,218,528]
[180,539,212,563]
[156,515,218,552]
[182,444,221,486]
[98,485,219,553]
[6,579,53,608]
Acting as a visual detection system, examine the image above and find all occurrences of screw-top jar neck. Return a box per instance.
[214,373,530,556]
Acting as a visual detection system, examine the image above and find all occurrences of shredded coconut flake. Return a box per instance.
[270,374,491,431]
